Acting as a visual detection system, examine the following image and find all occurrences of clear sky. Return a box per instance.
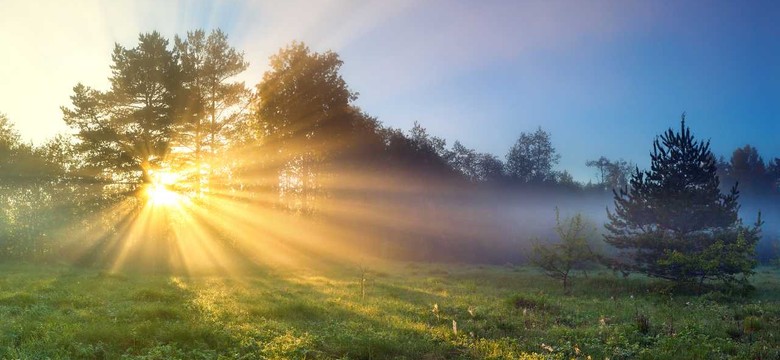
[1,0,778,182]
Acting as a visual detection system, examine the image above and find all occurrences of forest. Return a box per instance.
[1,30,778,268]
[1,27,779,359]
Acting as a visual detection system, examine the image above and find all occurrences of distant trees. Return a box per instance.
[0,113,22,175]
[769,158,780,192]
[586,156,633,191]
[505,127,560,184]
[474,153,505,183]
[605,116,761,287]
[449,141,508,183]
[717,145,777,195]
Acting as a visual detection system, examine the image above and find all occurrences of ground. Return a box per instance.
[0,262,778,359]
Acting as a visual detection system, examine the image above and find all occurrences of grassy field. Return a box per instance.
[0,262,778,359]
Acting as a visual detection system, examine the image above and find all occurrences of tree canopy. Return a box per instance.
[505,127,560,184]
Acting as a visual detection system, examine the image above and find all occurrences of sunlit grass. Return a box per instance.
[0,262,778,359]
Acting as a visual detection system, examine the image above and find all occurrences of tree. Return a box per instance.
[728,145,771,195]
[505,127,560,183]
[0,113,21,175]
[449,141,479,181]
[605,115,762,287]
[62,32,180,184]
[532,209,597,293]
[0,113,52,180]
[474,153,505,183]
[173,29,249,193]
[255,42,357,155]
[586,156,633,191]
[554,170,580,189]
[253,42,365,210]
[768,158,780,193]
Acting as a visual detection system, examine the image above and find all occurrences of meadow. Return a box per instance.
[1,261,778,359]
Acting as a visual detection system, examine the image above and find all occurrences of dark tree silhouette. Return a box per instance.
[505,127,560,184]
[449,141,479,182]
[253,42,379,211]
[173,29,249,193]
[62,32,180,184]
[605,115,762,287]
[586,156,633,191]
[474,153,505,183]
[729,145,772,195]
[769,158,780,193]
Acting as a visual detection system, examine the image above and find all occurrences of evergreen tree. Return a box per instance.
[605,115,762,287]
[173,29,249,194]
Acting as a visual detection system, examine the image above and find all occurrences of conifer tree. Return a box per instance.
[605,114,762,287]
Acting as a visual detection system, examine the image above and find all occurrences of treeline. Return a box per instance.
[0,29,778,266]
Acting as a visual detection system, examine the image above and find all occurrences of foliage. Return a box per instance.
[605,115,762,287]
[62,31,180,184]
[173,29,250,194]
[532,209,597,293]
[505,127,560,184]
[586,156,633,191]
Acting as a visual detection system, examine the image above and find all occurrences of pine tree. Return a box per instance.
[62,32,180,184]
[605,114,762,287]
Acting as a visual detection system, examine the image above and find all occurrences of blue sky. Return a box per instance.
[1,0,778,182]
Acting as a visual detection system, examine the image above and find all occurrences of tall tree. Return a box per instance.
[62,32,180,184]
[505,127,560,183]
[605,115,761,286]
[255,42,357,156]
[254,42,361,209]
[174,29,249,193]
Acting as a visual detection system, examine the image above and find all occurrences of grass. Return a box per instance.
[0,262,778,359]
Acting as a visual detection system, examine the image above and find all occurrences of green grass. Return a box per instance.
[0,262,778,359]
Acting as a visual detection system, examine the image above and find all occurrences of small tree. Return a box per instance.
[532,209,597,293]
[605,115,762,288]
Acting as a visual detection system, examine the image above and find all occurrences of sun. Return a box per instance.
[146,183,179,205]
[144,170,182,206]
